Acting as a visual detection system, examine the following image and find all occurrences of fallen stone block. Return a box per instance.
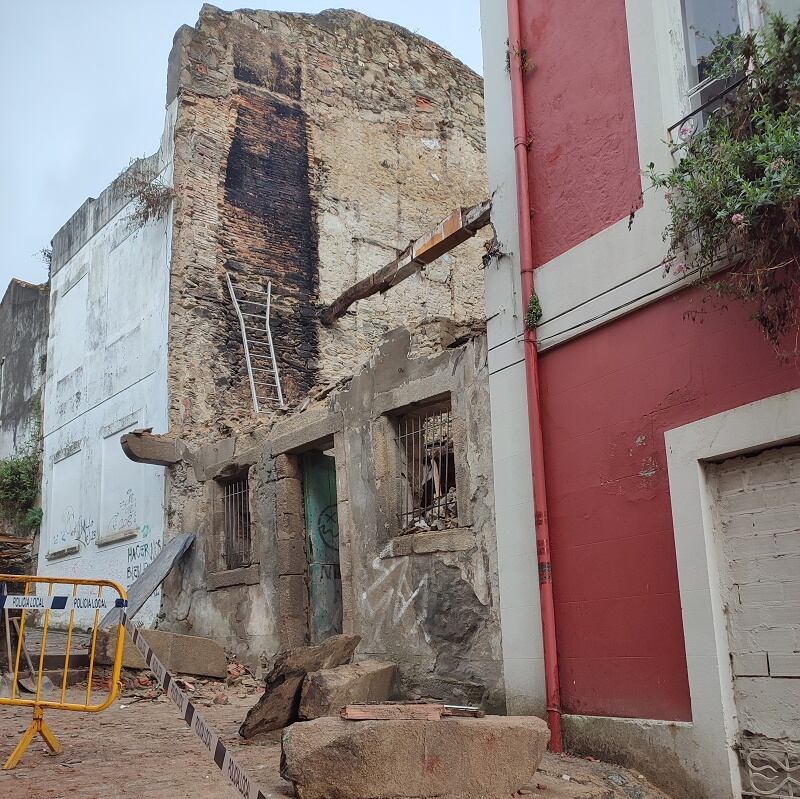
[239,634,360,738]
[299,660,398,720]
[281,715,550,799]
[96,628,227,678]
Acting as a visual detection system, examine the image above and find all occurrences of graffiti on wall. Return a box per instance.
[53,505,97,549]
[107,488,137,533]
[361,556,430,651]
[126,532,162,583]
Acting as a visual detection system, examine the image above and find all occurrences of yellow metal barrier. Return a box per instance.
[0,574,127,769]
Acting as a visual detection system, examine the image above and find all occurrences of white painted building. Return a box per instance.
[37,107,176,627]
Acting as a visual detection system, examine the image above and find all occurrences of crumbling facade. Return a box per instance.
[0,278,49,573]
[0,280,48,461]
[160,325,503,707]
[166,5,487,442]
[42,6,500,707]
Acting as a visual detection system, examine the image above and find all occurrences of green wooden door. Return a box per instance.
[302,452,342,642]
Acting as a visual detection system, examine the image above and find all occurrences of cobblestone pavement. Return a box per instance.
[0,687,671,799]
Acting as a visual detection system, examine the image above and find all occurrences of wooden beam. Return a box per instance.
[121,429,181,466]
[319,199,492,325]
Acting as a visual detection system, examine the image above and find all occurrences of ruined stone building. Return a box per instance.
[0,278,49,573]
[0,280,48,461]
[40,6,502,707]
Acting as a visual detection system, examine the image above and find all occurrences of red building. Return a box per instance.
[480,2,800,797]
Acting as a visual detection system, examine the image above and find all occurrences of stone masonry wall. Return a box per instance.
[161,328,503,710]
[159,5,489,674]
[166,5,487,445]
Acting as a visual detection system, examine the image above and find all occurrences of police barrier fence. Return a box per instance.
[0,574,127,769]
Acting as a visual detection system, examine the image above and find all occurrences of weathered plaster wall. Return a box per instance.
[162,329,504,709]
[329,329,502,709]
[165,5,487,445]
[159,428,279,663]
[37,109,175,627]
[0,279,48,460]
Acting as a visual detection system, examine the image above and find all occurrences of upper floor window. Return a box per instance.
[682,0,740,89]
[673,0,744,140]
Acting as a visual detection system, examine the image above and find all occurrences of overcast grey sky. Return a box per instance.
[0,1,483,291]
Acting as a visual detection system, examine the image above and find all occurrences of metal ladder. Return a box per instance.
[225,273,285,414]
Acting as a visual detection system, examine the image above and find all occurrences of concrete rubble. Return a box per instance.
[299,659,398,720]
[280,715,551,799]
[239,634,360,738]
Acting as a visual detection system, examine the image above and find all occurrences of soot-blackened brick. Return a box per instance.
[221,86,319,405]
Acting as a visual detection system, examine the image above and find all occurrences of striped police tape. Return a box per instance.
[118,601,270,799]
[0,594,110,611]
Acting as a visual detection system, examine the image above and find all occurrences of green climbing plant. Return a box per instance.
[0,401,42,532]
[526,291,543,330]
[645,14,800,349]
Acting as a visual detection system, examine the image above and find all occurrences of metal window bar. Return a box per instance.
[397,405,457,533]
[222,478,252,570]
[742,746,800,798]
[667,70,747,144]
[225,273,285,413]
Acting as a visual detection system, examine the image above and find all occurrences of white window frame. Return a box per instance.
[662,0,763,140]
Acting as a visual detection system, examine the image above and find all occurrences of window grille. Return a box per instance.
[220,476,252,570]
[397,403,458,533]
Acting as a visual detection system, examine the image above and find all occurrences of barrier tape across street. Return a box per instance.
[119,605,271,799]
[0,594,110,611]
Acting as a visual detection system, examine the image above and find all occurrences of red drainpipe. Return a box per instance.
[506,0,563,752]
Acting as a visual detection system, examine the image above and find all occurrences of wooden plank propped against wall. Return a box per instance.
[319,199,492,325]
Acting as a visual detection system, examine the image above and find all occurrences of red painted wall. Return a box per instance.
[519,0,642,266]
[539,287,800,720]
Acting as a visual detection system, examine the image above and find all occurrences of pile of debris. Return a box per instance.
[240,634,398,738]
[115,658,262,706]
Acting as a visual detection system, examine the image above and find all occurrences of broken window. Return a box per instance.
[397,401,458,533]
[218,471,252,570]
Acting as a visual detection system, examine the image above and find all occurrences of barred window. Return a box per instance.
[397,401,458,534]
[218,473,252,570]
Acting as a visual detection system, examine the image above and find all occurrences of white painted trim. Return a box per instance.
[664,388,800,798]
[479,0,544,716]
[531,0,772,353]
